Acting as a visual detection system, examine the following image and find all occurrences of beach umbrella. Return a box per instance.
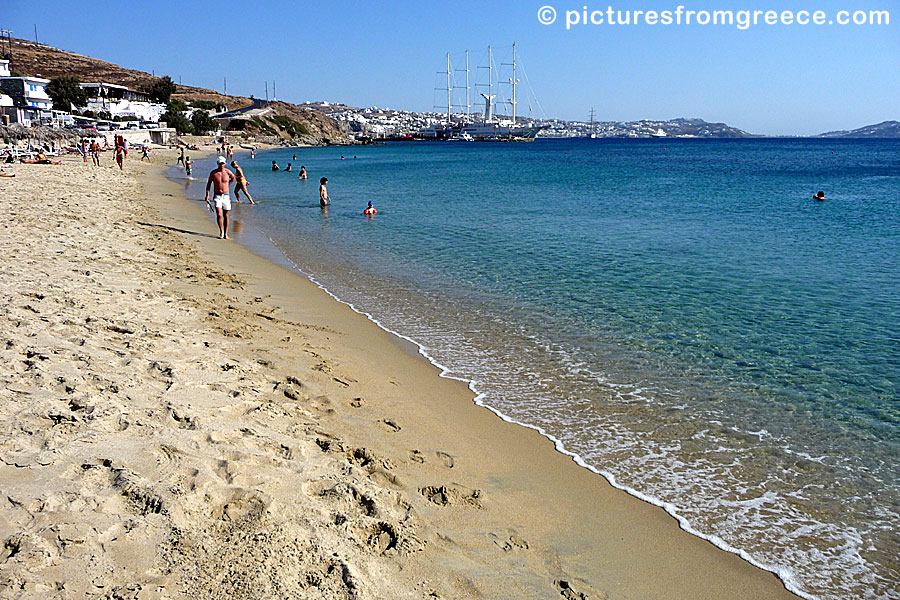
[0,124,29,140]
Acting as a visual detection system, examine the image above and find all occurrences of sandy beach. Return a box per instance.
[0,153,802,599]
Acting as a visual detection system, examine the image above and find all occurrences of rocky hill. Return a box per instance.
[4,36,350,144]
[654,118,754,138]
[818,121,900,138]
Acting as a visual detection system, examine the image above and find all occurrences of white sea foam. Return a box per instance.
[257,234,831,600]
[180,170,896,600]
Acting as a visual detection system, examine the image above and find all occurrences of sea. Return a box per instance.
[176,138,899,600]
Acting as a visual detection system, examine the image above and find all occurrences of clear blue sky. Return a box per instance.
[5,0,898,135]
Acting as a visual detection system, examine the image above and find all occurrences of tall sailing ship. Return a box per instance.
[426,43,544,141]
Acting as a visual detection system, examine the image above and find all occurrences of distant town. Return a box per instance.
[1,35,897,143]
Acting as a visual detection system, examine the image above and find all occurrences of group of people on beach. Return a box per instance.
[201,148,378,240]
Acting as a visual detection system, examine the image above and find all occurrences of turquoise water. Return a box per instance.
[184,139,899,599]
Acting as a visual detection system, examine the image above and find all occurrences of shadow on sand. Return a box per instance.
[137,222,219,239]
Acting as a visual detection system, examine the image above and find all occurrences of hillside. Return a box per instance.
[818,121,900,138]
[5,37,349,144]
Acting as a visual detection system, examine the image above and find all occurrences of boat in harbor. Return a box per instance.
[651,128,667,138]
[428,43,545,142]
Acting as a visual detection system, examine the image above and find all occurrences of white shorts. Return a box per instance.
[214,194,231,211]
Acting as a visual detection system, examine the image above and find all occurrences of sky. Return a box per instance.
[4,0,898,135]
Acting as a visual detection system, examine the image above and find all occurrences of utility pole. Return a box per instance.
[0,30,13,68]
[265,81,268,103]
[33,25,37,44]
[273,79,276,102]
[224,77,227,95]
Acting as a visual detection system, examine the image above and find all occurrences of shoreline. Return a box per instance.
[194,168,813,599]
[0,153,801,599]
[166,151,807,598]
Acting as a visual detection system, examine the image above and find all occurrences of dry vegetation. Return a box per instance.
[5,37,349,144]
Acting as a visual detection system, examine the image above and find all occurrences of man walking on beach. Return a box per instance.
[115,144,125,170]
[90,140,101,167]
[206,156,236,239]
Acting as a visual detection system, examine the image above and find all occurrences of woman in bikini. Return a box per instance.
[231,161,255,204]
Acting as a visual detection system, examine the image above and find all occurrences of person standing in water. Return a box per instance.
[298,165,307,180]
[231,160,255,204]
[363,201,376,215]
[319,177,330,207]
[205,156,236,239]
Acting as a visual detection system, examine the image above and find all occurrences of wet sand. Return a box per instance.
[0,154,801,599]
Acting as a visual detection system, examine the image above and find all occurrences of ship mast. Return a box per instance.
[446,52,452,124]
[510,42,518,123]
[478,45,496,123]
[465,50,470,121]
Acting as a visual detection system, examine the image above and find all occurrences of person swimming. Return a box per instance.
[813,191,826,201]
[363,201,376,215]
[272,160,280,171]
[285,163,292,172]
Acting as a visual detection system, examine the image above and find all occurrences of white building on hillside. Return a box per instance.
[0,74,52,126]
[81,82,165,122]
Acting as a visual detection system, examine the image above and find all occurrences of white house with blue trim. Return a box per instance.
[0,65,52,126]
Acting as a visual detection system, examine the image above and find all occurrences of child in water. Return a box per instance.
[363,201,376,215]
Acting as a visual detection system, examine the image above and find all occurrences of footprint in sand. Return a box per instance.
[418,484,482,509]
[435,451,455,468]
[378,419,401,433]
[554,580,592,600]
[489,531,530,552]
[304,480,377,517]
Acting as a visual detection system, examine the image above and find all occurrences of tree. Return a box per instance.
[191,100,217,111]
[160,101,192,134]
[168,99,189,113]
[146,75,177,103]
[46,76,89,111]
[190,109,216,135]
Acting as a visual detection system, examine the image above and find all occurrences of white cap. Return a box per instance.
[216,156,226,164]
